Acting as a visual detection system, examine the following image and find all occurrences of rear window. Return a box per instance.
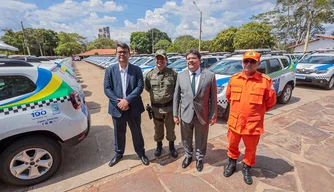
[0,76,36,101]
[281,58,289,68]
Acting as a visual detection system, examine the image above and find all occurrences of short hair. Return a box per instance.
[186,49,201,59]
[116,42,130,53]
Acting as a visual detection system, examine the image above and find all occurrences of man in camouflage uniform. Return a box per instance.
[145,49,178,158]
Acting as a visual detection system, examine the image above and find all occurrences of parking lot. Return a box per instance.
[1,60,333,192]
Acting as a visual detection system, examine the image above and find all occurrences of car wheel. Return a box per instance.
[0,136,62,186]
[324,75,334,90]
[222,104,230,121]
[278,84,292,104]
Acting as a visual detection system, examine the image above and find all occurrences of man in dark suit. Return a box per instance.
[173,49,217,172]
[104,42,149,167]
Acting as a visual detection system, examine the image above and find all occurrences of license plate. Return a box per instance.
[296,75,306,79]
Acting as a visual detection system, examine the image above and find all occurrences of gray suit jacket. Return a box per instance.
[173,68,217,125]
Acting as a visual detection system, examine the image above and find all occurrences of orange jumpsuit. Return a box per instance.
[226,71,276,166]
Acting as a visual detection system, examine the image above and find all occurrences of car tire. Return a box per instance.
[278,84,292,104]
[0,136,62,186]
[324,75,334,90]
[222,104,230,121]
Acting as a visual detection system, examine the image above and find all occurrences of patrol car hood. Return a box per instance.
[140,66,154,71]
[215,74,231,87]
[296,63,334,70]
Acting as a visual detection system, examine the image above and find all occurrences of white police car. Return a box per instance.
[295,53,334,90]
[210,55,296,120]
[0,59,90,186]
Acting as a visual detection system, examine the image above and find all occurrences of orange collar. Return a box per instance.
[237,71,262,80]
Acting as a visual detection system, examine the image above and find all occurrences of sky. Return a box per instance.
[1,0,333,43]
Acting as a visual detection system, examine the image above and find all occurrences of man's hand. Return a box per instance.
[174,116,180,125]
[210,119,217,126]
[117,98,129,111]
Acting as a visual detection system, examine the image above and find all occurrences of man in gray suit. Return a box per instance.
[173,49,217,172]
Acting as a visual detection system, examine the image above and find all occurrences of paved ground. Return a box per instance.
[71,94,334,192]
[1,61,333,192]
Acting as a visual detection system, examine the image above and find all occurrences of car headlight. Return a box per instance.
[217,85,225,94]
[315,69,328,74]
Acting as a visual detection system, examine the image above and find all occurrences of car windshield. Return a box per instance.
[134,58,150,66]
[299,56,334,64]
[145,59,156,66]
[209,60,243,75]
[168,58,186,68]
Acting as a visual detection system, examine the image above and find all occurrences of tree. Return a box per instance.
[130,32,150,53]
[146,28,171,53]
[54,32,86,56]
[154,40,171,51]
[173,35,196,53]
[1,29,24,54]
[210,27,238,52]
[252,0,334,45]
[166,43,183,53]
[86,38,116,51]
[233,22,276,49]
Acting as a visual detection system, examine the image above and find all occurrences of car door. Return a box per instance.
[268,58,284,94]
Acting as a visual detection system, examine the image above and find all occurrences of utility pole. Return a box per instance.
[151,29,154,53]
[193,1,202,52]
[21,21,31,55]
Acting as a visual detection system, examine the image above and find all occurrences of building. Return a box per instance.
[98,27,111,39]
[289,34,334,52]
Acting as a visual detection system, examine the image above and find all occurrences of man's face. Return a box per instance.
[116,47,130,63]
[242,58,259,74]
[186,53,201,72]
[155,55,167,71]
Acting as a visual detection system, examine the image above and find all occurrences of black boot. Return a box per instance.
[242,163,253,185]
[154,141,163,157]
[169,141,178,158]
[223,157,237,177]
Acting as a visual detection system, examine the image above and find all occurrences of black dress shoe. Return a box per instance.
[140,154,150,166]
[155,141,163,157]
[242,163,253,185]
[108,155,123,167]
[169,141,178,158]
[224,157,237,177]
[196,160,203,172]
[182,157,192,168]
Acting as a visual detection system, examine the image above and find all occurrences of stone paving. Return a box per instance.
[72,95,334,192]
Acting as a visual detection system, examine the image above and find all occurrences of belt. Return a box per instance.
[151,100,173,108]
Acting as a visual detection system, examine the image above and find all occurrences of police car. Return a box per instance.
[295,53,334,90]
[210,55,296,120]
[0,59,90,186]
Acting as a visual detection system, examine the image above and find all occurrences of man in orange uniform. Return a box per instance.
[224,51,276,185]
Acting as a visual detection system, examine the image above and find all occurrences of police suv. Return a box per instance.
[210,54,296,120]
[295,53,334,90]
[0,59,90,186]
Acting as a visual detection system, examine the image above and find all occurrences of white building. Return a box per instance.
[289,34,334,52]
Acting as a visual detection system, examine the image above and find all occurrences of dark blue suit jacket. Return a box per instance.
[104,63,145,118]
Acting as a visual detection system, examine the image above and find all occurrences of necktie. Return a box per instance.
[191,72,196,96]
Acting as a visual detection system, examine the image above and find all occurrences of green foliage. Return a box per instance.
[173,35,197,53]
[252,0,334,45]
[154,39,171,51]
[86,38,116,51]
[233,22,276,49]
[1,29,25,54]
[146,28,171,53]
[54,32,86,56]
[94,52,99,55]
[166,43,183,53]
[130,32,150,53]
[210,27,238,52]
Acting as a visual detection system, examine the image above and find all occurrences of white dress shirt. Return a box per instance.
[119,64,128,99]
[189,67,201,94]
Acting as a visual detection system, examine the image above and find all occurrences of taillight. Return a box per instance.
[70,92,82,109]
